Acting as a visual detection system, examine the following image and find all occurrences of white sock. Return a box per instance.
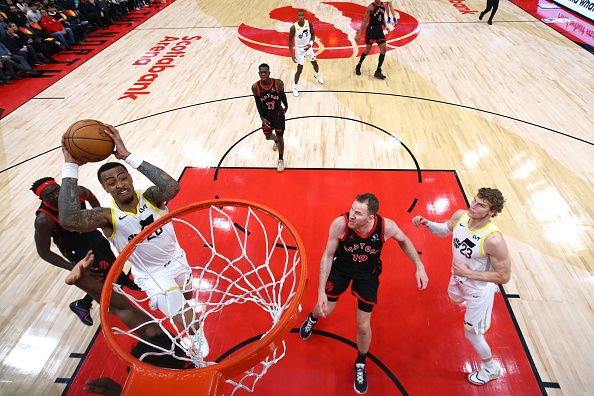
[484,359,498,372]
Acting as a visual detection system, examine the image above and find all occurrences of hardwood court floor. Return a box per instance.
[0,0,592,395]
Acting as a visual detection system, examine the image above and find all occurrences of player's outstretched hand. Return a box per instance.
[416,265,429,290]
[103,125,131,160]
[65,250,94,285]
[412,215,429,227]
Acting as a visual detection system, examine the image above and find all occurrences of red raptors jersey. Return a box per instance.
[333,213,385,279]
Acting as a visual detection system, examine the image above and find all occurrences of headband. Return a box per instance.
[35,179,57,196]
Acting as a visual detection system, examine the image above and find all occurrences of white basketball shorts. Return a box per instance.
[295,45,316,65]
[448,275,497,334]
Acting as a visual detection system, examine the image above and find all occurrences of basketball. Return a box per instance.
[63,120,115,162]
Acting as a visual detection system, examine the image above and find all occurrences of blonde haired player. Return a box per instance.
[413,187,511,385]
[288,9,324,97]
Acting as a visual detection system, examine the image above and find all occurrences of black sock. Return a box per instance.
[80,294,93,309]
[377,54,385,70]
[358,53,367,65]
[309,312,318,322]
[356,351,367,365]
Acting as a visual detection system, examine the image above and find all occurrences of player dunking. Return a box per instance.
[288,9,324,97]
[299,193,428,394]
[58,126,208,358]
[413,187,511,385]
[355,0,388,80]
[251,63,288,172]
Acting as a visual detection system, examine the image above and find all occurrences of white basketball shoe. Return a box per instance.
[468,365,502,385]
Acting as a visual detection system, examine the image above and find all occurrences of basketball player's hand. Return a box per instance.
[304,44,312,51]
[416,265,429,290]
[412,216,428,227]
[291,54,297,63]
[66,251,94,285]
[355,33,361,42]
[103,125,131,160]
[452,260,471,278]
[84,377,122,396]
[61,144,85,166]
[317,293,329,318]
[261,117,270,127]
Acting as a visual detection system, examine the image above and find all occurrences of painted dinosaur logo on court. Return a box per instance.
[238,3,420,59]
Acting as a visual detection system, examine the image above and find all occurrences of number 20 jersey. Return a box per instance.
[452,212,500,290]
[333,213,385,279]
[108,190,184,277]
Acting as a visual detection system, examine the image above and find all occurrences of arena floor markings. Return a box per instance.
[67,167,543,395]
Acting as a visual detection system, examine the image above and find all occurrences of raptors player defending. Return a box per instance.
[251,63,288,172]
[299,193,428,394]
[288,9,324,97]
[355,0,388,79]
[58,126,208,358]
[413,187,511,385]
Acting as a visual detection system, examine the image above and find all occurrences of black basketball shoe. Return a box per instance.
[299,314,317,340]
[354,363,368,394]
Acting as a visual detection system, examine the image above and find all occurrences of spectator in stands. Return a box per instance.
[79,0,108,29]
[2,22,46,65]
[7,4,29,26]
[15,0,29,14]
[40,7,75,49]
[0,40,39,74]
[26,3,42,24]
[48,6,87,42]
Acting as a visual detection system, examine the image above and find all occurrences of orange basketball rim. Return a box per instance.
[100,199,308,395]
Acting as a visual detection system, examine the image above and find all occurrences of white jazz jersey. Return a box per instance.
[108,190,184,277]
[451,212,500,290]
[293,20,311,48]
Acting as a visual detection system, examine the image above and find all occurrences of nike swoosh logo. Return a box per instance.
[119,215,128,220]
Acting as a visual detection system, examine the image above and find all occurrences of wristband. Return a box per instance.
[426,221,451,237]
[125,153,143,169]
[62,162,79,179]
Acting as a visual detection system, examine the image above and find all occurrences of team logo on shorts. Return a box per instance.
[238,4,420,59]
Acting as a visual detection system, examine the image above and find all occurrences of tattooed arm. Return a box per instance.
[138,162,180,207]
[103,125,180,208]
[58,148,113,234]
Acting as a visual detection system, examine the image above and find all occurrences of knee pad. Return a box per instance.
[464,328,492,360]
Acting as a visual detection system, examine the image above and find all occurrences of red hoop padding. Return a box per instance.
[100,199,307,395]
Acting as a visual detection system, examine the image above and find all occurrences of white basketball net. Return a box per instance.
[109,203,302,395]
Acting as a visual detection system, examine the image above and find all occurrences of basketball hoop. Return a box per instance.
[100,199,307,395]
